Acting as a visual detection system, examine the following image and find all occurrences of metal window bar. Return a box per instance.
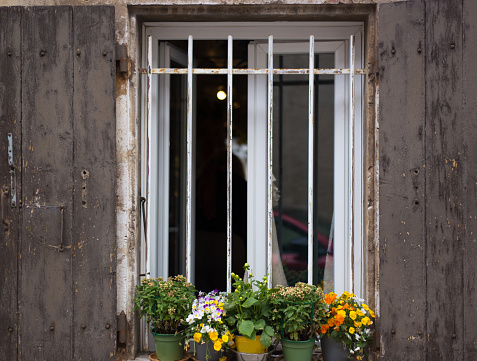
[143,34,364,291]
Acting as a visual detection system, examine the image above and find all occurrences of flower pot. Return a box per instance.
[191,340,221,361]
[320,335,348,361]
[281,338,315,361]
[235,335,267,354]
[152,333,184,361]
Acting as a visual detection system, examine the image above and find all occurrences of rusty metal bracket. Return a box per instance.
[1,186,11,232]
[117,310,127,344]
[7,133,16,207]
[116,44,129,74]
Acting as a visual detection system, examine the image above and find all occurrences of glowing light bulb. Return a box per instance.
[217,90,227,100]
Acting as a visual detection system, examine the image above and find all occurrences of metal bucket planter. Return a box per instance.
[320,335,348,361]
[232,345,276,361]
[281,338,315,361]
[190,340,221,361]
[152,333,184,361]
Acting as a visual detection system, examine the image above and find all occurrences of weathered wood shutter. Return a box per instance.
[0,6,116,360]
[379,0,477,360]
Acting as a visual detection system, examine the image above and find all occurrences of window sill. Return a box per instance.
[128,352,152,361]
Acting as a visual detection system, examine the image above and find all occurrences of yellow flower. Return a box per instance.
[209,331,218,341]
[349,327,355,334]
[222,334,229,342]
[219,357,227,361]
[194,333,202,343]
[369,310,375,318]
[350,311,357,320]
[354,321,362,328]
[362,316,371,326]
[362,304,369,311]
[337,310,346,318]
[356,309,365,317]
[214,341,222,351]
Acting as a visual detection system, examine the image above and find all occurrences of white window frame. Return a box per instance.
[140,22,364,297]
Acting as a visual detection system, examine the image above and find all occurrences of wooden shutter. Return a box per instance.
[0,6,116,360]
[379,0,477,359]
[379,1,426,359]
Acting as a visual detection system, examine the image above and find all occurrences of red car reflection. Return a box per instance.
[274,211,332,271]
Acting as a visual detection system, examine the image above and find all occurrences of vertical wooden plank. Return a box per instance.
[0,7,21,361]
[72,6,116,360]
[462,0,477,359]
[425,1,464,360]
[21,6,74,360]
[378,1,426,360]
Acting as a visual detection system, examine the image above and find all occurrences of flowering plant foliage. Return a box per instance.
[224,264,275,349]
[184,290,234,356]
[269,282,327,341]
[318,291,375,360]
[134,275,196,334]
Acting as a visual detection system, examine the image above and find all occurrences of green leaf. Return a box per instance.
[264,325,275,337]
[238,320,255,337]
[253,319,266,330]
[260,331,272,348]
[242,297,258,308]
[226,316,236,325]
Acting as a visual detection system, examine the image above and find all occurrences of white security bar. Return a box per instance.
[267,36,274,288]
[186,35,193,283]
[146,35,152,281]
[307,36,315,285]
[226,36,233,293]
[349,35,355,293]
[142,68,367,75]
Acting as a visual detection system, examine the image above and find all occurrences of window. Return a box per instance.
[140,22,364,297]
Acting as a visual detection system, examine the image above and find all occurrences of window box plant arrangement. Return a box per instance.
[224,264,275,357]
[318,291,375,361]
[134,275,196,361]
[184,290,233,361]
[269,282,327,361]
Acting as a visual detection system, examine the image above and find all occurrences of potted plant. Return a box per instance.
[134,275,196,361]
[183,290,233,361]
[269,282,327,361]
[224,263,275,357]
[318,291,375,361]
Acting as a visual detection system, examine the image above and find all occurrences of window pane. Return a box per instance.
[273,53,335,287]
[167,40,249,292]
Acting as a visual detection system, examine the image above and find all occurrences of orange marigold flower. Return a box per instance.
[325,293,337,304]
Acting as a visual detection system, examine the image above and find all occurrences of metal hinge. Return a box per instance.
[7,133,16,207]
[117,310,127,345]
[116,44,129,74]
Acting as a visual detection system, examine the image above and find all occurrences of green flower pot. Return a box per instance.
[281,338,315,361]
[152,333,184,361]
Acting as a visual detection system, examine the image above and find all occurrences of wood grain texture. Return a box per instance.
[72,6,116,360]
[425,0,464,359]
[462,0,477,359]
[0,7,22,361]
[21,6,74,360]
[378,1,426,360]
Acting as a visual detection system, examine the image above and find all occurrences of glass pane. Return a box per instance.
[272,53,335,287]
[167,40,249,292]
